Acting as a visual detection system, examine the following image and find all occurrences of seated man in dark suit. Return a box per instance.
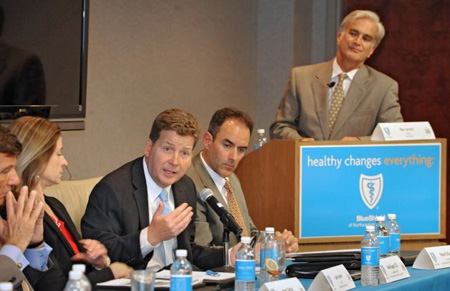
[82,109,237,271]
[0,126,53,290]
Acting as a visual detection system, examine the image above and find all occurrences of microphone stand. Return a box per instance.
[223,226,231,267]
[212,222,240,273]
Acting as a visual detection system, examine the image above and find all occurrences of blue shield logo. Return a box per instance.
[360,174,383,209]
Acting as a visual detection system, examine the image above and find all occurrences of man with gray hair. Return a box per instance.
[270,10,403,141]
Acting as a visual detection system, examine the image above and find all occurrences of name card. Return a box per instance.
[259,277,305,291]
[413,245,450,269]
[308,264,355,291]
[371,122,435,141]
[379,255,410,283]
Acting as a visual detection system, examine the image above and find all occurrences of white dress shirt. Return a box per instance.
[139,158,177,271]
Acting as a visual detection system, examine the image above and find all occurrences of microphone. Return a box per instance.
[199,188,242,236]
[327,81,336,88]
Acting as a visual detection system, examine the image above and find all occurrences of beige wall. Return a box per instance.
[61,0,338,180]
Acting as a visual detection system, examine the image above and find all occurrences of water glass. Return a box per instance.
[130,270,155,291]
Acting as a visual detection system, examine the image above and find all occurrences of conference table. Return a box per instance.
[96,265,450,290]
[295,266,450,290]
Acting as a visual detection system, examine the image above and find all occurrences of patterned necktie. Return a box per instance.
[224,180,248,237]
[158,189,174,265]
[328,73,348,134]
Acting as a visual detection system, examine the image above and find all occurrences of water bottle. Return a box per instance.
[385,213,401,257]
[253,129,268,149]
[260,227,275,284]
[170,249,193,291]
[64,270,86,291]
[235,236,255,291]
[0,282,13,291]
[361,225,380,286]
[72,264,92,291]
[375,216,389,259]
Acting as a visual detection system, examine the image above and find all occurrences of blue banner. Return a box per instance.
[299,143,441,238]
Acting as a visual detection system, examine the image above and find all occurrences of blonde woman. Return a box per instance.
[10,116,132,291]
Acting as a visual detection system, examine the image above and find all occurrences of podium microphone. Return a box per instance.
[199,188,242,236]
[327,81,336,88]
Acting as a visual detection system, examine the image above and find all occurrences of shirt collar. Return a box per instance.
[332,58,359,81]
[200,151,227,191]
[142,157,172,202]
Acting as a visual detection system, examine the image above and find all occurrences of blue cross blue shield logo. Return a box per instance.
[360,174,383,209]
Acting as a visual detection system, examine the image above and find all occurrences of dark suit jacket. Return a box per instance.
[39,196,114,291]
[270,60,403,140]
[1,205,63,291]
[0,40,46,105]
[186,153,257,247]
[81,157,223,270]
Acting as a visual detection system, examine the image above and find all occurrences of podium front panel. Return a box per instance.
[299,142,444,241]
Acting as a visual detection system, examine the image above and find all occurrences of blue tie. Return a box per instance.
[158,189,174,264]
[159,189,171,215]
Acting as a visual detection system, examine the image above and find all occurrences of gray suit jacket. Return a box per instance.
[270,60,403,140]
[186,153,257,248]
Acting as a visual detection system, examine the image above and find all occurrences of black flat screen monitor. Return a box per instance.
[0,0,88,120]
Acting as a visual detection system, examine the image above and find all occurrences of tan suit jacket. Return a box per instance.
[270,60,403,140]
[0,255,31,291]
[186,153,257,247]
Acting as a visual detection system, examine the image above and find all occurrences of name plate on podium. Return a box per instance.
[413,245,450,269]
[371,122,435,141]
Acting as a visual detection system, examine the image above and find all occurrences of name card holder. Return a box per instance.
[308,264,355,291]
[371,122,435,141]
[379,255,410,283]
[413,245,450,269]
[259,277,305,291]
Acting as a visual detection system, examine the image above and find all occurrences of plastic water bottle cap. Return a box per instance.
[69,270,83,280]
[388,213,396,219]
[257,129,265,134]
[265,227,275,233]
[0,282,13,291]
[375,215,385,222]
[176,249,188,257]
[241,236,251,244]
[366,225,375,231]
[72,264,86,273]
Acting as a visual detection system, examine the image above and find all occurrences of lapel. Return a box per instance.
[192,154,230,211]
[172,179,188,207]
[131,158,150,228]
[44,197,82,256]
[312,61,334,140]
[330,65,368,138]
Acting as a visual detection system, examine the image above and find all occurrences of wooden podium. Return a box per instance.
[234,139,447,251]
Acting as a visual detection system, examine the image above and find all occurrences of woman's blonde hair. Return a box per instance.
[9,116,61,192]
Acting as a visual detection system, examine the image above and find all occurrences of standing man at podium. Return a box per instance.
[270,10,403,141]
[187,107,298,252]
